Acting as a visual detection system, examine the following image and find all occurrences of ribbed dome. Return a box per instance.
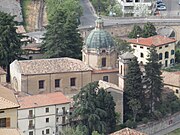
[85,17,115,49]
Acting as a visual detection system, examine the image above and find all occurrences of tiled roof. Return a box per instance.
[162,71,180,87]
[0,67,6,75]
[128,35,176,47]
[0,128,23,135]
[93,69,118,74]
[18,92,71,109]
[0,85,19,109]
[15,57,92,75]
[110,128,147,135]
[98,80,122,92]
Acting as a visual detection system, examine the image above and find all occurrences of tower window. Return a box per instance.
[159,53,162,60]
[102,58,106,67]
[140,53,144,58]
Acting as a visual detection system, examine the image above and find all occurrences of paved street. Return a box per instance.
[79,0,96,27]
[159,0,180,16]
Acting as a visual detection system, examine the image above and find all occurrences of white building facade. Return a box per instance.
[119,0,152,17]
[17,92,70,135]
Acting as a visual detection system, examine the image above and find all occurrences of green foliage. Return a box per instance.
[142,22,157,38]
[124,57,144,122]
[128,22,157,38]
[144,46,163,114]
[46,0,82,21]
[125,120,137,128]
[175,50,180,63]
[62,125,88,135]
[41,9,83,59]
[0,11,24,81]
[128,25,143,38]
[114,38,133,55]
[92,131,102,135]
[72,82,116,135]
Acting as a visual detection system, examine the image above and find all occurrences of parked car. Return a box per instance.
[156,0,163,4]
[157,3,166,7]
[157,6,167,11]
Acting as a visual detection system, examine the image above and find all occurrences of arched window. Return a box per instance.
[171,50,175,55]
[140,53,144,58]
[165,51,169,59]
[159,53,163,60]
[102,58,106,67]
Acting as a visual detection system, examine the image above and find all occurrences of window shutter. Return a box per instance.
[6,118,10,127]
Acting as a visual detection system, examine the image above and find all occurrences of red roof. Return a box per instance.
[128,35,176,47]
[18,92,70,109]
[110,128,147,135]
[93,69,118,74]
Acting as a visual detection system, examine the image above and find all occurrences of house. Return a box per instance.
[162,71,180,98]
[128,35,176,67]
[0,84,19,128]
[110,127,147,135]
[10,17,119,96]
[118,0,152,17]
[98,80,123,123]
[17,92,71,135]
[0,67,6,83]
[0,128,23,135]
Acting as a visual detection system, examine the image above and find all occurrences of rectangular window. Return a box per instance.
[29,131,33,135]
[46,118,49,123]
[70,78,76,86]
[55,79,60,88]
[45,108,49,113]
[147,48,150,50]
[46,129,50,134]
[133,45,137,47]
[159,47,162,49]
[102,58,106,67]
[29,120,33,129]
[0,118,6,127]
[39,80,44,89]
[0,111,4,113]
[62,107,66,115]
[140,46,143,49]
[176,89,179,94]
[165,45,168,47]
[29,110,33,118]
[42,131,44,135]
[62,116,66,124]
[103,76,109,82]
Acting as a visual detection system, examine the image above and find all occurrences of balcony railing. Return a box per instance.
[28,115,35,119]
[28,125,35,129]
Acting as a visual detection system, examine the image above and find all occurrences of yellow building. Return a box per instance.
[128,35,176,67]
[10,17,118,96]
[0,84,19,128]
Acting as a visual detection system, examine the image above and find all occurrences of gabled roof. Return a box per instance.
[0,128,23,135]
[13,57,92,75]
[120,52,135,60]
[0,85,19,110]
[128,35,176,47]
[162,71,180,87]
[18,92,71,109]
[110,128,147,135]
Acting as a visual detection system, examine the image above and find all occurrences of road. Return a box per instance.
[79,0,96,27]
[157,0,180,17]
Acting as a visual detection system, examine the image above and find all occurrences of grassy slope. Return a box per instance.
[168,128,180,135]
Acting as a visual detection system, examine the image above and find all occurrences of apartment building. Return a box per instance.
[128,35,176,67]
[17,92,71,135]
[119,0,152,17]
[0,85,19,128]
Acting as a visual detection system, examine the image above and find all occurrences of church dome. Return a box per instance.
[85,17,115,49]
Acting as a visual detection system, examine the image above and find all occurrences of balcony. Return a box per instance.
[56,111,67,116]
[28,115,35,119]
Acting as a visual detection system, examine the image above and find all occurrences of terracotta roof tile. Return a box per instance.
[18,92,71,109]
[0,85,19,109]
[14,57,92,75]
[0,128,23,135]
[162,71,180,87]
[128,35,176,47]
[110,128,147,135]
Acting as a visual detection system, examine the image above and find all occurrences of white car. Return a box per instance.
[157,6,166,11]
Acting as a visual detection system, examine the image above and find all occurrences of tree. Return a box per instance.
[0,11,24,82]
[144,46,163,114]
[41,9,83,59]
[114,38,133,55]
[124,57,144,122]
[175,50,180,63]
[61,125,88,135]
[72,82,116,135]
[128,25,143,38]
[142,22,157,38]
